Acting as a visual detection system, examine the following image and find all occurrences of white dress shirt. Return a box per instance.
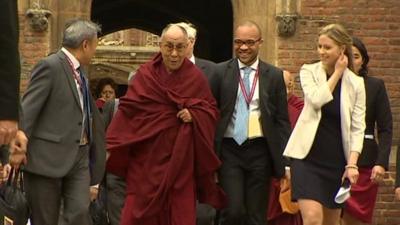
[224,58,262,139]
[61,47,87,142]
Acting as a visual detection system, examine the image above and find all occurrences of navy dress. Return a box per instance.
[291,79,347,208]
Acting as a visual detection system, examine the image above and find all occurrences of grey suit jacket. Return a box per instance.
[195,57,219,99]
[21,50,106,185]
[195,57,215,77]
[213,58,291,178]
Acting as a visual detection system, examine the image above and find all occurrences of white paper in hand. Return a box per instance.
[334,178,351,204]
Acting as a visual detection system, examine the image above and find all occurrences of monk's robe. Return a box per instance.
[287,94,304,129]
[106,53,226,225]
[267,94,304,225]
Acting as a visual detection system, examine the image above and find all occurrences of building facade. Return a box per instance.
[17,1,400,224]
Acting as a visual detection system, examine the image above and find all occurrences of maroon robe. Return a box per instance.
[267,94,304,225]
[106,53,225,225]
[344,168,378,223]
[287,94,304,129]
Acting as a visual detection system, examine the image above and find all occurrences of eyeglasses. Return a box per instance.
[161,42,187,53]
[234,38,261,47]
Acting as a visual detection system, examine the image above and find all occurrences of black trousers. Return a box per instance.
[219,138,272,225]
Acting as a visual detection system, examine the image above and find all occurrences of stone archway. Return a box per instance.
[19,0,280,85]
[90,0,233,62]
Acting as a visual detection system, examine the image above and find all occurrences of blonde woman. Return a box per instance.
[283,24,366,225]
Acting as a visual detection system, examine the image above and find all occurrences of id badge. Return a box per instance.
[248,111,262,138]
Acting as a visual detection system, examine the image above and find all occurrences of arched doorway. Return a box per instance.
[91,0,233,62]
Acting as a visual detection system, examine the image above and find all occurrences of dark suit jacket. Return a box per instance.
[357,76,392,169]
[195,57,215,75]
[213,58,291,177]
[0,0,20,120]
[21,51,106,185]
[102,99,119,129]
[195,57,219,98]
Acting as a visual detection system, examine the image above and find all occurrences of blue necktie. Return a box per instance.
[78,67,92,143]
[233,66,252,145]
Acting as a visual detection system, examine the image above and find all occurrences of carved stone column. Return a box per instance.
[26,3,52,32]
[46,0,93,52]
[276,14,298,37]
[276,0,299,37]
[231,0,278,63]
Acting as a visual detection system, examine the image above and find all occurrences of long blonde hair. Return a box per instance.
[319,24,354,72]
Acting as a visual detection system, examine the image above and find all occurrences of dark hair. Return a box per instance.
[352,36,369,77]
[95,77,117,98]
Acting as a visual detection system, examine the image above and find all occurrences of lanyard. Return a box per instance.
[238,67,259,106]
[63,52,92,141]
[63,52,84,94]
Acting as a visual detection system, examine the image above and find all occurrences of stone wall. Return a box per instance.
[17,0,92,90]
[15,0,400,223]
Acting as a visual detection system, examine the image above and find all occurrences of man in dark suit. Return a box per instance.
[102,98,126,225]
[176,22,217,81]
[176,22,218,225]
[212,21,291,225]
[0,0,29,169]
[0,0,20,145]
[21,19,106,225]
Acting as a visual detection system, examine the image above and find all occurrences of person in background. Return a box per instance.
[0,0,28,168]
[20,19,106,225]
[283,23,366,225]
[395,144,400,200]
[175,22,219,98]
[95,77,118,110]
[175,21,218,225]
[90,76,119,217]
[283,71,304,128]
[267,70,303,225]
[101,73,134,225]
[212,20,291,225]
[106,24,225,225]
[0,0,19,146]
[341,37,392,225]
[102,98,126,225]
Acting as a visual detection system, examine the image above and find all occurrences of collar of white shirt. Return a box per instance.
[237,58,259,71]
[189,55,195,64]
[61,47,80,71]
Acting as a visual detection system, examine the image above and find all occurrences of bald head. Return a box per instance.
[160,24,189,42]
[159,24,190,73]
[235,20,262,37]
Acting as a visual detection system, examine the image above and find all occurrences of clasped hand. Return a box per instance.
[177,108,192,123]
